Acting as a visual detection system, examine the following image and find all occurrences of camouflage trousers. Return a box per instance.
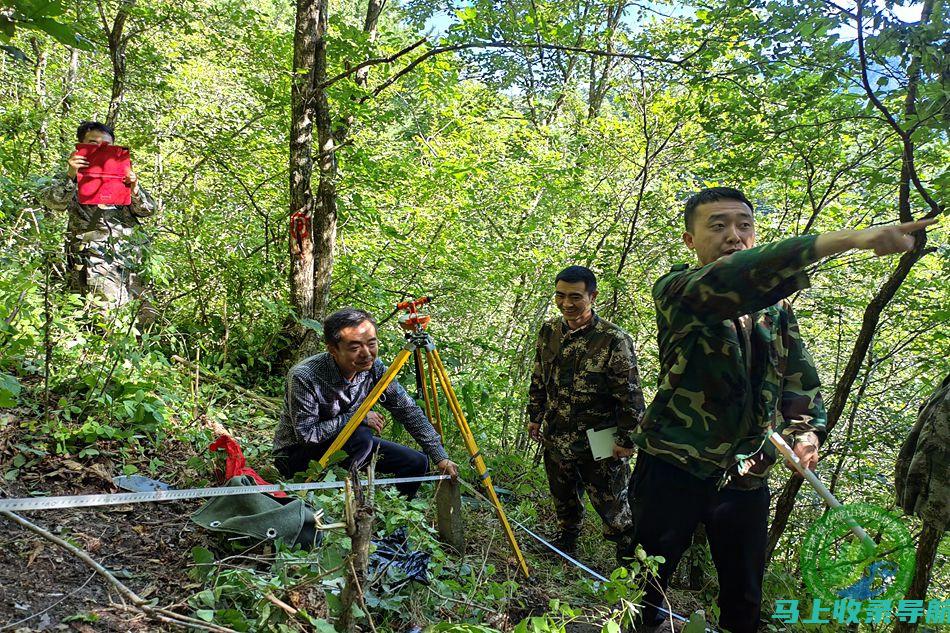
[68,249,155,326]
[542,443,632,542]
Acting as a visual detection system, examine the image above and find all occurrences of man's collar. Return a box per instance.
[561,310,599,335]
[324,353,365,386]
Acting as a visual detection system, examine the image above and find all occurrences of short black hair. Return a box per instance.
[323,307,376,346]
[76,121,115,143]
[683,187,754,231]
[555,265,597,293]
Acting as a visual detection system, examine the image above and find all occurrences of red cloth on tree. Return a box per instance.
[208,435,287,498]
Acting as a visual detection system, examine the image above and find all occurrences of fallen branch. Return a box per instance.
[1,510,239,633]
[171,355,281,411]
[264,592,298,617]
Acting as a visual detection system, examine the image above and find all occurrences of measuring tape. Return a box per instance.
[2,473,710,628]
[0,475,450,512]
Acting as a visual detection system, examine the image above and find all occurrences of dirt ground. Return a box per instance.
[0,432,215,632]
[0,421,670,632]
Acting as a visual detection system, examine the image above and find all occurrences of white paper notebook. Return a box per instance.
[586,426,618,460]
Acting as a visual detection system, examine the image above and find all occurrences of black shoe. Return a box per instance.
[614,537,635,568]
[549,531,579,558]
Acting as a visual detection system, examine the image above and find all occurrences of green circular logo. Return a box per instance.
[800,503,915,602]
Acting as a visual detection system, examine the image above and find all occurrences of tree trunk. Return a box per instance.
[767,243,927,557]
[287,0,383,357]
[289,0,320,346]
[586,2,624,120]
[61,46,79,129]
[766,0,939,557]
[311,0,336,324]
[338,475,375,633]
[891,525,944,633]
[29,37,48,162]
[101,0,134,129]
[356,0,383,85]
[828,359,874,495]
[311,0,383,323]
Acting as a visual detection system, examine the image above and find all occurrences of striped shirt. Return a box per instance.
[272,353,449,463]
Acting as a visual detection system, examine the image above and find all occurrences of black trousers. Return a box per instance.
[275,425,429,498]
[627,452,769,633]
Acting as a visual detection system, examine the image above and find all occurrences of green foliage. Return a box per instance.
[0,1,92,53]
[0,0,946,629]
[0,372,20,407]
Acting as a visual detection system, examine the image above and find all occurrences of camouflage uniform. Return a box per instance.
[38,173,156,306]
[527,313,645,544]
[629,234,827,632]
[893,375,948,632]
[895,374,949,531]
[634,234,828,485]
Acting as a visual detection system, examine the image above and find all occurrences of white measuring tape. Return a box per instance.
[455,478,713,630]
[0,475,450,512]
[2,473,711,629]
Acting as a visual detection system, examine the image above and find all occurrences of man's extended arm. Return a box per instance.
[814,220,934,258]
[659,219,936,327]
[658,235,820,324]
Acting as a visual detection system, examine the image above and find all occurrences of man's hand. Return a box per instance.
[125,168,140,196]
[612,444,635,458]
[436,459,458,480]
[527,422,542,443]
[739,449,773,476]
[66,151,89,179]
[816,219,937,258]
[850,219,937,256]
[362,411,386,434]
[784,441,819,476]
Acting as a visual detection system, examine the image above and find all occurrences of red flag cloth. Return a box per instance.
[208,435,287,498]
[75,143,132,205]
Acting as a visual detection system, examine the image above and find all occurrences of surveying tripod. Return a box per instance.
[316,297,530,577]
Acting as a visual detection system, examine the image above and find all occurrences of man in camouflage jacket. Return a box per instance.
[628,187,934,633]
[527,266,645,561]
[893,373,948,632]
[38,121,156,309]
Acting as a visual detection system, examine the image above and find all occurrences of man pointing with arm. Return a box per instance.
[627,187,934,633]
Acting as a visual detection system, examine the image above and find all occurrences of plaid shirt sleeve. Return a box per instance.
[378,364,450,464]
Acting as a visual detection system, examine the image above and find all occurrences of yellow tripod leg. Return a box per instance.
[428,349,531,577]
[317,348,414,468]
[425,353,445,439]
[416,349,442,438]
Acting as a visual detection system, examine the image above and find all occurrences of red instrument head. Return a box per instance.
[396,296,431,311]
[396,296,432,331]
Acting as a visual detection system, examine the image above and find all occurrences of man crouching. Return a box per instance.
[273,308,458,498]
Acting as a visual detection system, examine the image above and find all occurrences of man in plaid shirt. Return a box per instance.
[273,308,458,497]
